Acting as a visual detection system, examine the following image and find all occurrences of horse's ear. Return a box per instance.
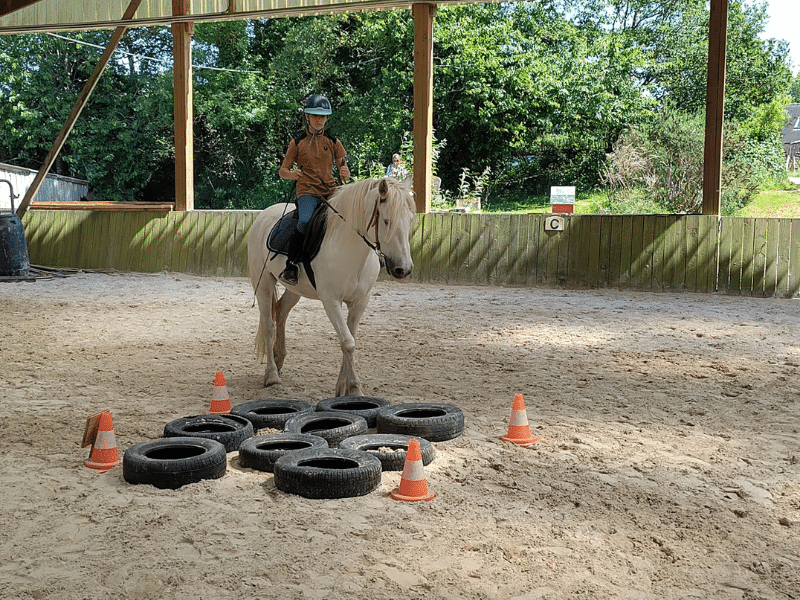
[402,174,413,188]
[378,178,389,201]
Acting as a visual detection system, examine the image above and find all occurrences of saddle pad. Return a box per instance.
[266,204,328,288]
[267,209,300,257]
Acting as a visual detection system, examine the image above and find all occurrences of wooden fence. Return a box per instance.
[19,209,800,297]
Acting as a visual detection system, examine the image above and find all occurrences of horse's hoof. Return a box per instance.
[264,374,282,388]
[337,386,363,397]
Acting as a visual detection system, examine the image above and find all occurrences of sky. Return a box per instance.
[761,0,798,72]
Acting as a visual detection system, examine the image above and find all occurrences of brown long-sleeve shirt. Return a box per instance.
[280,131,347,198]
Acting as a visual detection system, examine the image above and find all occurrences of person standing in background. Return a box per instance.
[385,153,407,179]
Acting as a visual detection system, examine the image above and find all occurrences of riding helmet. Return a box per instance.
[303,94,332,116]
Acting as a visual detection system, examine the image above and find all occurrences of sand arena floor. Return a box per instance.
[1,271,798,599]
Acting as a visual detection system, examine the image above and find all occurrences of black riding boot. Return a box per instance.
[279,231,304,286]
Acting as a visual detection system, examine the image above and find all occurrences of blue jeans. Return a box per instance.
[296,194,321,234]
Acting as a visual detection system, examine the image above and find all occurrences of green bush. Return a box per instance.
[195,172,294,210]
[602,107,788,215]
[602,110,704,213]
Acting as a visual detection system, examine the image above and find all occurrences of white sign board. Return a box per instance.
[550,186,575,205]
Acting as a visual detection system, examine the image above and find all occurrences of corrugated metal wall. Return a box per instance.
[18,209,800,298]
[0,163,89,211]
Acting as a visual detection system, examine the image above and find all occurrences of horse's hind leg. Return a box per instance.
[274,290,301,371]
[254,278,282,387]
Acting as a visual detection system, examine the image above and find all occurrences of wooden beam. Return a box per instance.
[702,0,728,216]
[412,3,435,214]
[15,0,143,219]
[172,0,194,211]
[0,0,45,18]
[28,201,174,211]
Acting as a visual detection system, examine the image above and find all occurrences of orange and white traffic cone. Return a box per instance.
[501,393,542,447]
[209,371,232,414]
[390,439,435,502]
[84,410,123,472]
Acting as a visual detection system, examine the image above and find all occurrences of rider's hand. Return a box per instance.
[339,165,350,181]
[293,168,303,181]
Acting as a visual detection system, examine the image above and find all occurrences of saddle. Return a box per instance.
[267,202,328,289]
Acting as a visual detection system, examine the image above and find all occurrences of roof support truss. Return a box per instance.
[0,0,45,19]
[15,0,143,218]
[7,0,730,217]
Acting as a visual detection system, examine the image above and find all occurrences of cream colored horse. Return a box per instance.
[247,177,415,396]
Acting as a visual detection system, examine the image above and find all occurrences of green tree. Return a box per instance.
[0,31,174,201]
[432,3,654,195]
[192,21,287,209]
[0,1,793,209]
[790,72,800,103]
[0,33,88,172]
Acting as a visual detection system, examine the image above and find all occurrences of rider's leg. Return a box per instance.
[279,195,319,286]
[278,233,303,285]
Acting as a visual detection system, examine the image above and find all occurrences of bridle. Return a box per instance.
[361,191,385,259]
[317,186,387,264]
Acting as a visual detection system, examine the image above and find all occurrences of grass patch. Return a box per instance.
[478,184,800,217]
[738,188,800,218]
[482,190,607,214]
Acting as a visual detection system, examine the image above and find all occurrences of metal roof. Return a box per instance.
[0,162,89,210]
[0,0,449,33]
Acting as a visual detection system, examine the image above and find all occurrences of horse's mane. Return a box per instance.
[326,177,414,239]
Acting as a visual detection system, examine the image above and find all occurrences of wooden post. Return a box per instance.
[413,3,435,214]
[702,0,728,216]
[172,0,194,211]
[15,0,142,218]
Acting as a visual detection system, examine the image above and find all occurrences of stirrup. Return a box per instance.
[279,261,299,286]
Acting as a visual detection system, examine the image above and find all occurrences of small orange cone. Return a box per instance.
[209,371,232,414]
[501,393,542,447]
[84,410,123,472]
[391,439,435,502]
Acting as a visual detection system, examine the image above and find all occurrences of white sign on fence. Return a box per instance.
[550,186,576,205]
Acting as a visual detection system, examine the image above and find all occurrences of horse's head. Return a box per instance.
[327,176,415,279]
[374,177,415,279]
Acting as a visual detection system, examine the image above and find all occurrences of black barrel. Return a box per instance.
[0,211,30,277]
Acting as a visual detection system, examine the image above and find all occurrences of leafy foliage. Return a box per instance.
[603,106,788,215]
[0,31,174,201]
[0,1,794,211]
[789,72,800,103]
[603,109,705,213]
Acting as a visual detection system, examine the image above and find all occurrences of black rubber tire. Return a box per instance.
[376,403,465,442]
[163,414,254,452]
[339,433,435,471]
[123,437,227,489]
[273,448,382,499]
[283,411,368,447]
[238,433,328,473]
[230,399,315,430]
[315,396,391,428]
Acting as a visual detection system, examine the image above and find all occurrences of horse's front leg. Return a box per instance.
[320,297,362,397]
[345,292,371,345]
